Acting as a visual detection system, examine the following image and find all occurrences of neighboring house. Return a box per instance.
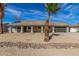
[8,20,70,33]
[69,23,79,32]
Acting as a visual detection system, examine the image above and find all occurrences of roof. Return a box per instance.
[10,20,68,26]
[69,23,79,27]
[75,23,79,26]
[53,22,68,26]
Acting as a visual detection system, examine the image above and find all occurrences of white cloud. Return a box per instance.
[5,8,22,17]
[53,17,63,20]
[62,3,68,7]
[65,5,73,10]
[70,7,79,13]
[24,9,47,16]
[30,10,43,14]
[66,14,73,18]
[22,9,48,18]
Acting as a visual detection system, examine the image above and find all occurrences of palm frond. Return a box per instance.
[45,3,60,14]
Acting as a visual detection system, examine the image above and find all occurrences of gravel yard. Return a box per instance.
[1,33,79,43]
[1,33,79,55]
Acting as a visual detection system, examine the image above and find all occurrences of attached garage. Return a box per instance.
[55,26,67,32]
[53,22,69,32]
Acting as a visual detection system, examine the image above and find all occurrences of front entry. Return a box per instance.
[23,26,27,32]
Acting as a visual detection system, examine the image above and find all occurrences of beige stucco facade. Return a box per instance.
[8,20,70,33]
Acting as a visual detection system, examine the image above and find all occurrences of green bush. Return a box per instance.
[77,30,79,32]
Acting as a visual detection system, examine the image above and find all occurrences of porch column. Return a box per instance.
[41,26,43,33]
[52,26,55,33]
[26,26,28,32]
[31,26,33,33]
[66,27,70,32]
[21,26,23,33]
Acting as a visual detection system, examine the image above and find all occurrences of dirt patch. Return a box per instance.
[0,41,79,49]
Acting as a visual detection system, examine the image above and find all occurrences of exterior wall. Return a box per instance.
[8,26,12,33]
[8,25,71,33]
[8,26,17,33]
[12,27,17,33]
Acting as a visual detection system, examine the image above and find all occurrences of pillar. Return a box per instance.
[31,26,33,33]
[26,26,28,32]
[21,26,23,33]
[41,26,43,33]
[52,26,55,33]
[66,27,69,32]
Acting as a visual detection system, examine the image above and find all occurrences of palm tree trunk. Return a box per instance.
[44,13,50,42]
[0,4,4,34]
[0,18,3,34]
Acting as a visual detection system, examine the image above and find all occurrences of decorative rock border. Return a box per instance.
[0,41,79,49]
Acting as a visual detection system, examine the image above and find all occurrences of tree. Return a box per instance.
[44,3,59,42]
[0,3,6,34]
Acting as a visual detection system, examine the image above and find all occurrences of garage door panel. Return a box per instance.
[55,27,66,32]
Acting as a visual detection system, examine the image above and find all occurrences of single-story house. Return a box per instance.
[8,20,71,33]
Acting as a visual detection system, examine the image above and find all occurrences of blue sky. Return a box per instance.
[3,3,79,25]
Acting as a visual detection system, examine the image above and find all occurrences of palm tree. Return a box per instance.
[0,3,6,34]
[44,3,59,42]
